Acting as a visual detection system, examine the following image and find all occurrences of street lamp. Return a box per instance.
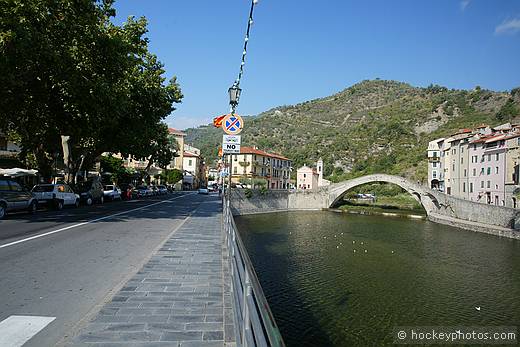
[228,84,241,109]
[226,83,241,204]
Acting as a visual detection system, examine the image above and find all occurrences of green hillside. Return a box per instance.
[185,80,520,183]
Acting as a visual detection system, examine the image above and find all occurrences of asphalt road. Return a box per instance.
[0,192,211,347]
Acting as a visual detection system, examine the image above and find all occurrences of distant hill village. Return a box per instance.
[131,128,207,189]
[211,145,333,191]
[427,122,520,208]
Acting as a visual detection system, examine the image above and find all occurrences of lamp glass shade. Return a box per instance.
[228,86,241,105]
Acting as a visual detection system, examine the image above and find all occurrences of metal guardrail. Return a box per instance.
[223,197,285,347]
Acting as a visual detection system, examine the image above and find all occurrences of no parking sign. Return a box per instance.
[222,114,244,135]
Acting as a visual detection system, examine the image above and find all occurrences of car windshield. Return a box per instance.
[104,185,114,190]
[32,185,54,192]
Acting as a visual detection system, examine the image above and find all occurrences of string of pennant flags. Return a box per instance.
[213,0,258,133]
[214,0,259,162]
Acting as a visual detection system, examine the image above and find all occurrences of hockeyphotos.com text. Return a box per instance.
[393,326,517,344]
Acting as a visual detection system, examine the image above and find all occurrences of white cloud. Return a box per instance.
[460,0,470,11]
[495,18,520,35]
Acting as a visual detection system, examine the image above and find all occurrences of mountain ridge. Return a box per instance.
[185,79,520,182]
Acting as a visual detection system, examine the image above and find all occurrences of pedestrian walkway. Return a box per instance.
[70,198,235,347]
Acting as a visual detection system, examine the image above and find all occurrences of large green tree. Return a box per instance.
[0,0,182,180]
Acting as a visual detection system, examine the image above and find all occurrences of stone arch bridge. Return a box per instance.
[327,174,438,214]
[231,174,520,239]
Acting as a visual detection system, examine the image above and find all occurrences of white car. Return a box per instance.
[103,185,122,201]
[32,184,80,210]
[198,187,209,195]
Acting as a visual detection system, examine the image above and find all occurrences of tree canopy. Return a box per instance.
[0,0,182,180]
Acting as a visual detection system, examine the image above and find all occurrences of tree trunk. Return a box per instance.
[34,146,53,182]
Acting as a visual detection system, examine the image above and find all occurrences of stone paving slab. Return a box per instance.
[69,199,235,347]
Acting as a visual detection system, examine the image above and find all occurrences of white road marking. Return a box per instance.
[0,315,56,347]
[0,193,196,250]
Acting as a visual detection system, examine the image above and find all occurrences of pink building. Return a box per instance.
[297,165,318,190]
[468,134,507,206]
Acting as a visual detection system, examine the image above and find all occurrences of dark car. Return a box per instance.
[157,185,168,195]
[133,186,149,199]
[74,180,104,206]
[0,178,38,219]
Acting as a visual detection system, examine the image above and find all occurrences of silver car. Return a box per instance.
[0,179,38,219]
[103,185,122,201]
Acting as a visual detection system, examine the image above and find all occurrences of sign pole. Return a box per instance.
[228,152,232,206]
[221,110,243,208]
[227,108,235,205]
[222,133,240,207]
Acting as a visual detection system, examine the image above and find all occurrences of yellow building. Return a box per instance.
[228,147,291,189]
[168,128,186,171]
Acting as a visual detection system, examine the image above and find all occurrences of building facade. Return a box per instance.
[427,138,444,190]
[427,123,520,208]
[227,147,292,190]
[297,158,330,190]
[505,134,520,208]
[168,128,186,171]
[182,145,205,189]
[297,165,318,190]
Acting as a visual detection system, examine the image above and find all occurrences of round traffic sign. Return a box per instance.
[222,114,244,135]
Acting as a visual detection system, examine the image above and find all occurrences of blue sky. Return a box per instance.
[112,0,520,130]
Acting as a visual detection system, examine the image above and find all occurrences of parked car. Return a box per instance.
[150,186,159,196]
[103,184,121,201]
[32,183,80,210]
[157,185,168,195]
[198,187,209,195]
[134,186,149,198]
[74,180,104,205]
[0,178,38,219]
[131,188,141,199]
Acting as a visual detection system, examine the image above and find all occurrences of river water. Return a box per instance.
[235,211,520,347]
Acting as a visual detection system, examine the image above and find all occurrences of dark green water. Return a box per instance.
[235,211,520,347]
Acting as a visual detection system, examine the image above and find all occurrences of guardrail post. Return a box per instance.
[242,271,252,346]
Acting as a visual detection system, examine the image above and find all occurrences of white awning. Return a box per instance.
[0,168,38,177]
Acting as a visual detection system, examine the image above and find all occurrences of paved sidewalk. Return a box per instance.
[69,198,235,347]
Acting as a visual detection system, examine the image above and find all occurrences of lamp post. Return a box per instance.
[227,84,241,203]
[228,84,241,108]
